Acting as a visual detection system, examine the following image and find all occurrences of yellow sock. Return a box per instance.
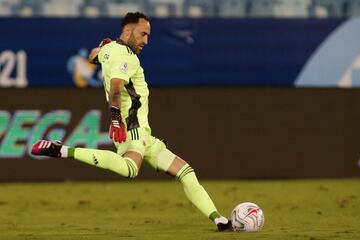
[176,164,219,220]
[72,148,138,178]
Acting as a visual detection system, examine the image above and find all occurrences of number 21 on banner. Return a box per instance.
[0,50,28,87]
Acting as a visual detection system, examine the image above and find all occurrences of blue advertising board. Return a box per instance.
[1,17,359,87]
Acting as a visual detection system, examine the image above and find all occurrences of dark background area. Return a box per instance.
[1,88,359,181]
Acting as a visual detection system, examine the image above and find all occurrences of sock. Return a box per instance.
[214,216,229,225]
[60,146,68,158]
[176,164,220,222]
[69,147,138,178]
[209,211,221,221]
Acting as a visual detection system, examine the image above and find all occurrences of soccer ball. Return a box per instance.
[231,202,265,232]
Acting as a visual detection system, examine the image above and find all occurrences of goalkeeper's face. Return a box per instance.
[126,18,151,55]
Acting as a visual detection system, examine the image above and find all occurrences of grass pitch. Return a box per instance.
[0,179,359,240]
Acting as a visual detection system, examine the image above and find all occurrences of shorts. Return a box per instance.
[114,127,176,172]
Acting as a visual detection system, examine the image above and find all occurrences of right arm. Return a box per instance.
[108,78,125,108]
[88,38,112,64]
[88,47,101,64]
[108,78,126,143]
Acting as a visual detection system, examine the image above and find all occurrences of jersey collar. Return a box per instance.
[116,38,135,55]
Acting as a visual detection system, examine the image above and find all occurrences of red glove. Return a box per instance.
[90,38,112,64]
[98,38,112,48]
[109,106,126,143]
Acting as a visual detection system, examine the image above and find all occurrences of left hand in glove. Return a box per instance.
[109,106,126,143]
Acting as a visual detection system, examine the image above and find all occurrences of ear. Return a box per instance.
[123,26,130,37]
[123,25,135,37]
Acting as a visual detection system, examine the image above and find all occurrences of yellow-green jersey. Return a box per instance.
[98,41,150,131]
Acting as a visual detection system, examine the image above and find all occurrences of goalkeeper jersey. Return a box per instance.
[98,41,150,130]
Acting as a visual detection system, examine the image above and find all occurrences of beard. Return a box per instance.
[127,33,140,54]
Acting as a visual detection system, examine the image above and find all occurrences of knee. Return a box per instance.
[176,163,197,182]
[168,156,188,177]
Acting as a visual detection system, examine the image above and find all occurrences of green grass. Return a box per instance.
[0,179,359,240]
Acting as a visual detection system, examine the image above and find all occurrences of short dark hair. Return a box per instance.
[121,12,150,29]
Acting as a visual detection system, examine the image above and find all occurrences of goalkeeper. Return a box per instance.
[32,12,232,232]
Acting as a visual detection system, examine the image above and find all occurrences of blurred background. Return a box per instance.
[1,0,360,18]
[1,0,360,181]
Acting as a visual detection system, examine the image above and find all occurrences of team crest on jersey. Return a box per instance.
[120,62,128,74]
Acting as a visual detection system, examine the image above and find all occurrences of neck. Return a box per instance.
[117,37,126,45]
[116,37,136,55]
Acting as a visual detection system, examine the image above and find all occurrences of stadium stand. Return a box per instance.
[1,0,360,17]
[348,0,360,16]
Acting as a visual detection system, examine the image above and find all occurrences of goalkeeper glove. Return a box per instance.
[91,38,112,64]
[109,106,126,143]
[98,38,112,48]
